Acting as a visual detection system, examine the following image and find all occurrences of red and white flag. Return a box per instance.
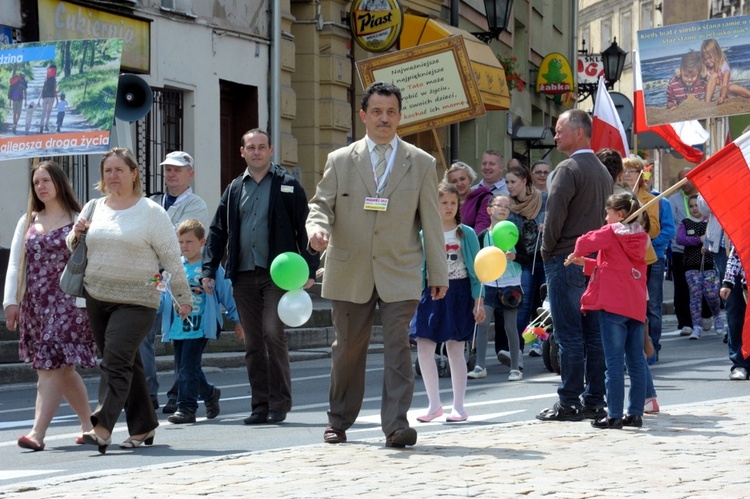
[633,51,708,163]
[591,76,629,157]
[687,131,750,357]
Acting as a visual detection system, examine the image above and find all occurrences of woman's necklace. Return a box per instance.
[37,210,71,233]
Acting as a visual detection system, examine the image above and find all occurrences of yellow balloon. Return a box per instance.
[474,246,508,283]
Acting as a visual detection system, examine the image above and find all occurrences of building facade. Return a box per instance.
[1,0,578,248]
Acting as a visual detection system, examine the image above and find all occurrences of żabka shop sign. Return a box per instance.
[350,0,403,53]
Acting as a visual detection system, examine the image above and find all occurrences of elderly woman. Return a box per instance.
[4,161,97,451]
[505,165,547,356]
[68,148,192,454]
[444,161,492,232]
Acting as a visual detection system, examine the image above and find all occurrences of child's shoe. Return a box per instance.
[714,316,724,335]
[689,327,702,340]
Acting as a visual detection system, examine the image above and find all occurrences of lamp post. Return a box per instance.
[473,0,514,44]
[601,38,627,89]
[576,38,628,102]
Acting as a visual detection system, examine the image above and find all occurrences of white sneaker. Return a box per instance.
[508,370,523,381]
[679,326,693,336]
[467,366,487,379]
[702,317,712,331]
[689,327,702,340]
[529,342,542,357]
[729,367,748,380]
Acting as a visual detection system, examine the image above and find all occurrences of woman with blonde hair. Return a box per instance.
[445,161,493,232]
[69,147,193,454]
[4,161,97,451]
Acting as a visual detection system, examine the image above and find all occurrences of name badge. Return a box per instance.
[281,185,294,193]
[364,197,388,211]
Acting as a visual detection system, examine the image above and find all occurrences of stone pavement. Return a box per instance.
[5,397,749,498]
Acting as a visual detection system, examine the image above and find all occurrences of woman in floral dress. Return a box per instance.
[3,161,97,451]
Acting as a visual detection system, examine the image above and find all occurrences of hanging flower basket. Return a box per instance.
[498,54,525,92]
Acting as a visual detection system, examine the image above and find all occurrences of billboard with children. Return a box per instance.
[0,38,122,161]
[637,15,750,126]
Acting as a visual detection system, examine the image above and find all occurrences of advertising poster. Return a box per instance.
[0,38,122,161]
[356,36,485,137]
[638,15,750,126]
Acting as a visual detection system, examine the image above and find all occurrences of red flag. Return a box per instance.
[686,132,750,357]
[633,51,707,163]
[591,76,629,157]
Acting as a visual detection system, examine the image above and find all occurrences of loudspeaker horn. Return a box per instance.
[115,74,153,122]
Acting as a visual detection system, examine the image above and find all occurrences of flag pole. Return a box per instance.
[564,177,688,266]
[624,177,688,223]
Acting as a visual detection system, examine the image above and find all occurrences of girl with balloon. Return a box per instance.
[411,182,485,423]
[470,194,525,381]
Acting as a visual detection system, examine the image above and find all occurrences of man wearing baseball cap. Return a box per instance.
[140,151,210,412]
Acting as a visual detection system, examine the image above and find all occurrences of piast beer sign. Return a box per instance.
[350,0,403,53]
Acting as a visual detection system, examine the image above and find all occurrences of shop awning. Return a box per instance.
[399,14,510,111]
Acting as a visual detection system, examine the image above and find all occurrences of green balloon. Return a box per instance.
[270,252,309,290]
[492,221,519,251]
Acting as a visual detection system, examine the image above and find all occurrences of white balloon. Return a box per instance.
[277,289,313,327]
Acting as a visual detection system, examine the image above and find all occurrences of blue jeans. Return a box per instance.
[646,258,665,353]
[544,255,605,409]
[599,311,646,418]
[726,272,750,371]
[173,337,214,414]
[516,262,546,343]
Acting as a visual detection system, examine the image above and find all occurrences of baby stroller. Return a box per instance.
[522,285,560,374]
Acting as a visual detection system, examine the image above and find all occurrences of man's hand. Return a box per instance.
[303,278,315,290]
[309,230,329,253]
[430,286,448,300]
[234,323,244,340]
[720,287,731,300]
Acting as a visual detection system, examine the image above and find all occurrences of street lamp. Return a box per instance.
[577,38,628,102]
[601,38,627,88]
[473,0,514,44]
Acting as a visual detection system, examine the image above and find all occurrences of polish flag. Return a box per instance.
[591,76,629,157]
[633,51,708,163]
[687,131,750,357]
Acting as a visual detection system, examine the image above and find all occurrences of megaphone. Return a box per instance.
[115,74,153,122]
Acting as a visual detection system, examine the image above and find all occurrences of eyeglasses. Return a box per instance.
[532,170,550,176]
[623,169,640,175]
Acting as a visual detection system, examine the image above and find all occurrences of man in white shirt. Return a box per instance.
[475,150,510,196]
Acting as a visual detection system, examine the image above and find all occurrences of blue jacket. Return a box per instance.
[160,262,240,341]
[651,192,675,259]
[421,224,484,299]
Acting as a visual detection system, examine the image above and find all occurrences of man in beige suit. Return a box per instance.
[307,82,448,448]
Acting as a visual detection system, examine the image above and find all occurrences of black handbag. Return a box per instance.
[59,200,98,297]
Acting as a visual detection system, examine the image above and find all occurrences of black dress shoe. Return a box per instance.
[323,424,347,443]
[243,412,268,425]
[385,427,417,448]
[622,415,643,427]
[582,405,607,420]
[267,411,287,423]
[168,410,196,424]
[591,416,623,429]
[205,388,221,419]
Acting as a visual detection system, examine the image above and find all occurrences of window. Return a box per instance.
[601,18,612,52]
[581,25,591,53]
[135,88,184,196]
[161,0,192,14]
[641,2,654,30]
[620,10,632,66]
